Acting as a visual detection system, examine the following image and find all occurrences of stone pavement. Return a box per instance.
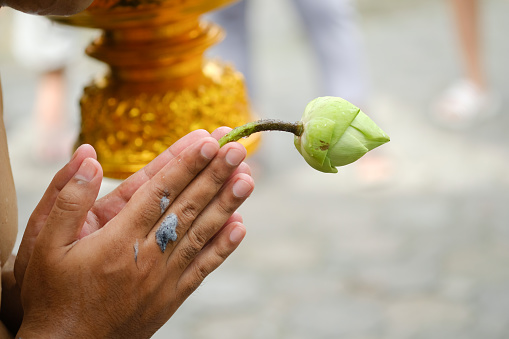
[2,0,509,338]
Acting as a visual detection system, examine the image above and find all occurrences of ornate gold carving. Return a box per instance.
[53,0,259,178]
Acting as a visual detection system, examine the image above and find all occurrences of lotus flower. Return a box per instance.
[218,96,390,173]
[294,96,390,173]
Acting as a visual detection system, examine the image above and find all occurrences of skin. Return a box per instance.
[16,131,254,338]
[0,78,19,337]
[0,1,255,336]
[3,122,254,337]
[0,0,95,293]
[1,0,94,15]
[450,0,486,90]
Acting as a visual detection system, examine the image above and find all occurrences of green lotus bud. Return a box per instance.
[218,96,390,174]
[294,96,390,173]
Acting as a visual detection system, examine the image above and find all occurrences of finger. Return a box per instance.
[237,161,251,177]
[223,160,251,184]
[29,144,97,224]
[204,211,243,248]
[149,142,247,256]
[39,158,103,247]
[113,137,220,237]
[211,126,232,140]
[225,211,243,225]
[167,172,254,270]
[175,221,246,300]
[92,130,211,224]
[15,145,96,286]
[213,149,251,195]
[203,162,251,245]
[210,162,251,237]
[223,161,251,190]
[211,127,251,185]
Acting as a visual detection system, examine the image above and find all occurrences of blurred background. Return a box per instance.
[2,0,509,337]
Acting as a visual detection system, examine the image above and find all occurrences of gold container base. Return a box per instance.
[54,0,259,178]
[79,60,260,179]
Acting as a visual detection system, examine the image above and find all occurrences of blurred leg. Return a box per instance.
[430,0,499,129]
[292,0,369,108]
[33,68,74,161]
[35,69,66,131]
[11,13,78,161]
[451,0,486,90]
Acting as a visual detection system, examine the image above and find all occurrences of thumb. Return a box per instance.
[15,145,97,288]
[40,157,103,247]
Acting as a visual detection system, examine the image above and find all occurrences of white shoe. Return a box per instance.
[431,79,501,130]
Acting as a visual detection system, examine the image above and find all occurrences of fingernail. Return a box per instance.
[232,179,252,198]
[229,225,245,244]
[201,142,217,159]
[75,159,97,183]
[226,148,244,167]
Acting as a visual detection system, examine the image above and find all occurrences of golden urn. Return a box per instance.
[54,0,259,178]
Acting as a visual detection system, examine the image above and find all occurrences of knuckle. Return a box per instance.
[153,182,169,199]
[150,182,169,206]
[176,198,199,224]
[213,242,232,261]
[178,152,200,177]
[139,207,155,225]
[134,182,168,221]
[193,262,210,282]
[133,198,161,228]
[54,191,83,213]
[216,198,236,218]
[178,278,202,300]
[187,227,208,250]
[206,168,226,188]
[177,243,200,269]
[135,209,156,231]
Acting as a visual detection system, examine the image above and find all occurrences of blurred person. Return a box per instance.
[11,13,79,161]
[432,0,499,129]
[1,1,255,338]
[208,0,369,108]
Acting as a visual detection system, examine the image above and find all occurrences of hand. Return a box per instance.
[16,129,254,338]
[15,128,248,288]
[2,0,93,16]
